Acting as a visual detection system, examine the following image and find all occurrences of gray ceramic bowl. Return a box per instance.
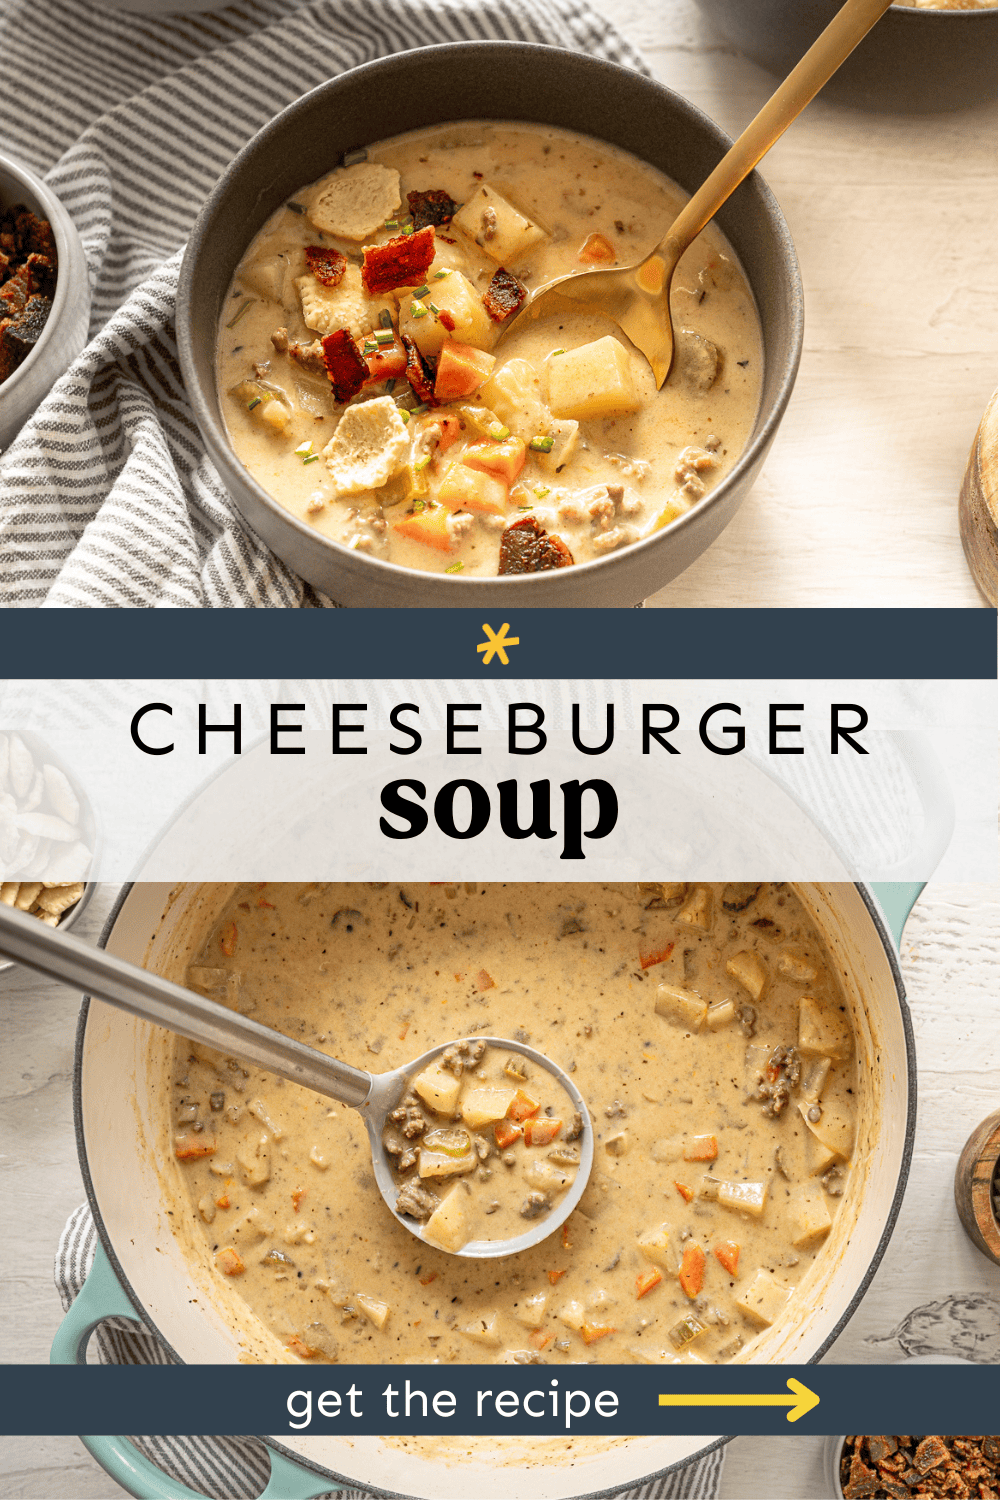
[694,1,998,113]
[178,42,803,607]
[0,151,90,452]
[825,1370,978,1497]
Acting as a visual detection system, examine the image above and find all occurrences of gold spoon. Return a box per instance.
[500,0,893,388]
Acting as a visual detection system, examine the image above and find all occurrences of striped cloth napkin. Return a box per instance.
[56,1204,727,1499]
[0,0,647,607]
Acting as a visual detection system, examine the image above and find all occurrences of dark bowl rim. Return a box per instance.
[177,39,804,595]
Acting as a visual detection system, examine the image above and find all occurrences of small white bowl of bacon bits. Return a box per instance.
[0,732,96,971]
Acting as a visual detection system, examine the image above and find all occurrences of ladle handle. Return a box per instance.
[660,0,893,261]
[0,904,372,1109]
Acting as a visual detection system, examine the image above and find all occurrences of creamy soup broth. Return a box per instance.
[217,124,763,577]
[168,882,858,1367]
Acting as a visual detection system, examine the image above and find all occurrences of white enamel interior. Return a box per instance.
[79,881,911,1500]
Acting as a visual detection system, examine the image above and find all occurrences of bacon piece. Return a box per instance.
[483,267,526,322]
[321,328,368,403]
[498,516,574,575]
[304,244,347,286]
[407,189,459,231]
[401,332,439,407]
[362,225,435,295]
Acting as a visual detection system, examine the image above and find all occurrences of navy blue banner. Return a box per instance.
[3,608,995,679]
[4,1364,997,1437]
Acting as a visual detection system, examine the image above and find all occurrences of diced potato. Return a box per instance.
[355,1293,391,1330]
[461,1313,502,1346]
[799,994,851,1059]
[654,983,707,1031]
[411,1061,462,1114]
[423,1185,470,1252]
[576,1172,612,1220]
[546,336,641,421]
[797,1099,854,1162]
[236,1131,271,1186]
[392,505,454,552]
[524,1159,576,1193]
[398,270,494,356]
[636,1222,680,1273]
[513,1292,548,1328]
[718,1180,768,1217]
[676,884,714,932]
[778,950,818,985]
[629,1346,708,1365]
[556,1299,587,1331]
[419,1129,477,1179]
[725,950,768,1001]
[434,341,496,401]
[481,359,549,442]
[706,999,736,1031]
[438,462,508,518]
[535,418,579,473]
[744,1042,772,1096]
[460,1085,518,1128]
[805,1130,838,1178]
[453,183,547,265]
[791,1187,833,1250]
[800,1056,832,1104]
[734,1269,792,1327]
[461,435,527,486]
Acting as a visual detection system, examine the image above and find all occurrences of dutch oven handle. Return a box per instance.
[52,1241,339,1498]
[869,881,924,949]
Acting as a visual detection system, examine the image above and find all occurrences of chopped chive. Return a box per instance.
[293,440,313,457]
[551,348,566,356]
[488,422,510,441]
[286,200,305,214]
[401,224,414,236]
[385,219,399,230]
[363,339,378,354]
[375,329,395,346]
[530,435,555,452]
[247,396,261,410]
[379,309,394,330]
[414,454,431,471]
[533,485,551,499]
[342,147,368,166]
[411,302,428,319]
[517,504,534,511]
[399,409,410,424]
[302,453,320,464]
[385,377,396,394]
[433,268,451,279]
[445,560,464,574]
[413,499,426,512]
[226,297,254,329]
[428,303,440,316]
[412,284,429,299]
[410,403,428,416]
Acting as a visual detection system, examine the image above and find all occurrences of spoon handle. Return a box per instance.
[662,0,893,260]
[0,904,373,1109]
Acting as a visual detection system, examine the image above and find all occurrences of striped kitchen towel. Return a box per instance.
[0,0,647,608]
[56,1203,726,1500]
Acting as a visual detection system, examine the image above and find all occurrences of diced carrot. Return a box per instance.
[434,341,496,401]
[214,1192,230,1210]
[524,1117,561,1147]
[682,1135,718,1162]
[362,334,407,385]
[398,1023,410,1041]
[674,1180,694,1203]
[581,1323,617,1345]
[461,435,526,486]
[494,1119,523,1150]
[679,1244,706,1300]
[639,939,674,970]
[219,920,238,957]
[561,1224,572,1250]
[636,1267,663,1298]
[578,232,616,264]
[529,1330,553,1351]
[438,461,508,517]
[507,1090,541,1123]
[433,414,462,452]
[418,1272,438,1286]
[475,968,495,991]
[713,1240,740,1276]
[215,1247,245,1277]
[286,1334,318,1359]
[547,1268,567,1285]
[291,1187,306,1211]
[174,1133,216,1160]
[256,895,275,909]
[393,504,454,551]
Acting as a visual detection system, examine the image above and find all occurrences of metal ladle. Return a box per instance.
[0,904,592,1258]
[500,0,893,387]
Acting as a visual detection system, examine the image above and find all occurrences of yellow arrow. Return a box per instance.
[658,1377,820,1424]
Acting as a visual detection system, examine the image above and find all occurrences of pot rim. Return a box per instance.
[71,880,916,1498]
[176,40,803,601]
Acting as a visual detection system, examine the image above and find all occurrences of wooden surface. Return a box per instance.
[1,881,998,1498]
[597,0,998,609]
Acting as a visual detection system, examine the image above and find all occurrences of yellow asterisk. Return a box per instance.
[477,621,520,666]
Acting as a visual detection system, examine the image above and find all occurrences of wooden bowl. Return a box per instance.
[954,1108,1000,1265]
[959,391,997,606]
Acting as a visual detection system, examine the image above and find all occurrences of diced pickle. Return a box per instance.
[668,1314,708,1350]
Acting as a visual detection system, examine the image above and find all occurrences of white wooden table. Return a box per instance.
[1,881,997,1498]
[597,0,998,610]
